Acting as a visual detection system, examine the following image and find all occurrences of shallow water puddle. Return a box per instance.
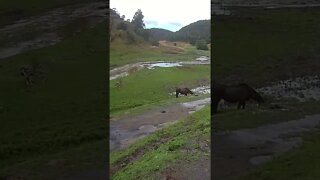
[257,75,320,101]
[110,98,210,151]
[110,58,210,80]
[145,62,182,69]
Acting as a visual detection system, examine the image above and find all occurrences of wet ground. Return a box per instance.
[110,59,210,80]
[158,157,211,180]
[0,1,107,59]
[213,114,320,179]
[257,75,320,101]
[110,98,210,151]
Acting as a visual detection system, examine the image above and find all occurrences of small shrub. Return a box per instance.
[195,40,208,50]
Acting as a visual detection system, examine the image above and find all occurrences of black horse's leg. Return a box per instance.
[242,101,246,109]
[176,91,179,98]
[213,97,221,113]
[237,102,241,109]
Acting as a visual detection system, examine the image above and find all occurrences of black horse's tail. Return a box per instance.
[239,83,264,103]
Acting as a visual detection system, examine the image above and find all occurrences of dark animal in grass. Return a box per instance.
[176,87,194,98]
[212,83,264,113]
[20,66,35,86]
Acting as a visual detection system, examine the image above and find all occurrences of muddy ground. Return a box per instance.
[110,98,210,151]
[213,114,320,179]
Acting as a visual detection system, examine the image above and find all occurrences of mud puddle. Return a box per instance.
[257,75,320,101]
[213,114,320,179]
[110,98,210,151]
[110,58,210,80]
[0,2,107,59]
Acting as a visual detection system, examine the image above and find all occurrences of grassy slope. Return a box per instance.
[213,7,320,87]
[0,23,107,177]
[110,106,210,179]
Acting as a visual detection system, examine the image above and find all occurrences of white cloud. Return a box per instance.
[110,0,210,32]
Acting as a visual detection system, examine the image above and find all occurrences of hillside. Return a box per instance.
[147,28,174,41]
[147,20,210,45]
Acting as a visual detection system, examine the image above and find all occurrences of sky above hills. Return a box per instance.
[110,0,210,32]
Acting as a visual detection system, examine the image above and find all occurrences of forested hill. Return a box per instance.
[147,20,210,44]
[147,28,174,41]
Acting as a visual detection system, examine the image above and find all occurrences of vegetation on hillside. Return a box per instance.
[147,20,210,48]
[111,8,210,51]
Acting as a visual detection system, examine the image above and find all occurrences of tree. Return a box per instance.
[195,39,208,50]
[131,9,145,31]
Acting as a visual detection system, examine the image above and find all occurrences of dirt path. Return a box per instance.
[0,1,107,59]
[110,98,210,151]
[158,157,211,180]
[212,114,320,179]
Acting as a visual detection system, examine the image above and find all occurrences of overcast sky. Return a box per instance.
[110,0,210,32]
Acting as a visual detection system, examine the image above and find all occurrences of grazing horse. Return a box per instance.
[176,87,194,98]
[212,83,264,113]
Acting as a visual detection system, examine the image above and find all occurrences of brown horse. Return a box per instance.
[176,87,194,98]
[212,83,264,113]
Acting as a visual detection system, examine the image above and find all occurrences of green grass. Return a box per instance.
[110,41,209,68]
[214,99,320,131]
[213,7,320,86]
[0,140,107,180]
[110,65,210,117]
[110,106,210,179]
[0,22,107,175]
[240,130,320,180]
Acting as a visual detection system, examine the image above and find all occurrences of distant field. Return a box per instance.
[213,7,320,87]
[110,41,210,68]
[0,23,107,177]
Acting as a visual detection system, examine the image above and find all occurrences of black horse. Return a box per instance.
[176,87,194,98]
[212,83,264,113]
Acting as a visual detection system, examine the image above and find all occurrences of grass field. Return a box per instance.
[110,65,210,117]
[0,22,107,178]
[110,106,210,179]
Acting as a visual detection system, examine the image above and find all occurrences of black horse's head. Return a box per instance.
[252,91,265,106]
